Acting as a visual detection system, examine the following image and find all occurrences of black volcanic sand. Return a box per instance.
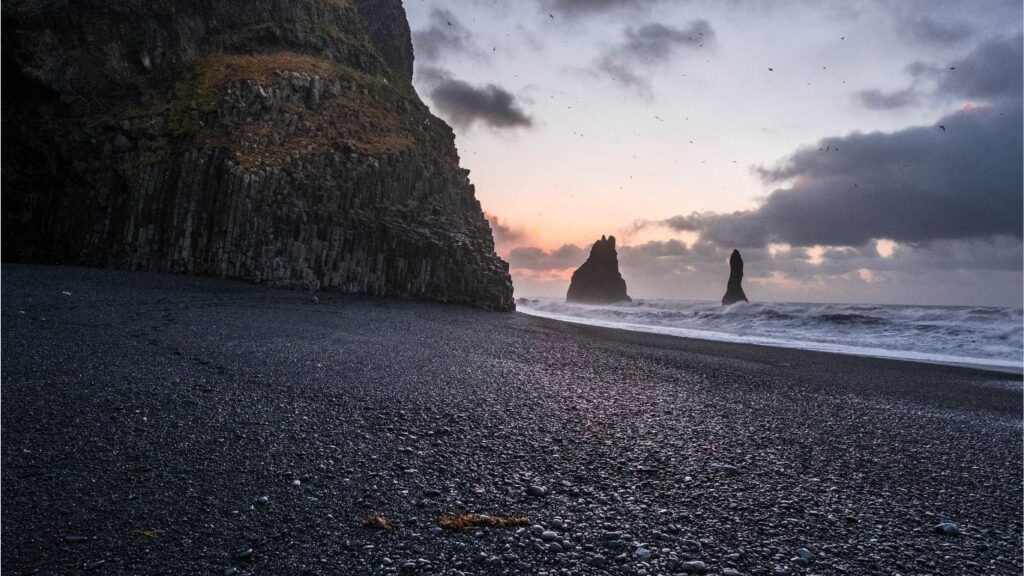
[3,265,1021,576]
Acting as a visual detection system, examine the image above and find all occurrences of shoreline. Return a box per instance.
[517,305,1024,376]
[3,264,1021,575]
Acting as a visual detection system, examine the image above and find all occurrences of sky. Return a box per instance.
[404,0,1023,306]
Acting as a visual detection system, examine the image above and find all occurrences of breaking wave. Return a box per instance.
[517,298,1023,372]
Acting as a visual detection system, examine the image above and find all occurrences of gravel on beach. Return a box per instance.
[2,265,1021,575]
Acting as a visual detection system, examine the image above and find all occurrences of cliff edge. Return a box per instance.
[1,0,514,310]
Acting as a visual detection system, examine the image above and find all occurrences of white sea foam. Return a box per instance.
[517,298,1024,373]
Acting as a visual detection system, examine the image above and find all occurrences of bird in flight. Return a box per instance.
[939,125,946,132]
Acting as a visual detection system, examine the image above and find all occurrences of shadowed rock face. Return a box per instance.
[1,0,514,310]
[722,249,749,306]
[567,235,631,304]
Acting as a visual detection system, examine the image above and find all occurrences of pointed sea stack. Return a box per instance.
[721,249,749,306]
[566,235,631,304]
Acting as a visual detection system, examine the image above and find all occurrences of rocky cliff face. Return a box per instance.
[566,235,631,304]
[1,0,514,310]
[722,249,749,306]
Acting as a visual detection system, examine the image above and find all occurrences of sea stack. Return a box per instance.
[566,235,631,304]
[721,249,749,306]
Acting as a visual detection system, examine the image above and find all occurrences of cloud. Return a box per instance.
[854,34,1021,111]
[592,20,714,97]
[657,33,1023,248]
[416,67,533,130]
[412,8,483,62]
[935,34,1023,102]
[854,87,919,110]
[543,0,662,17]
[899,15,972,45]
[507,244,587,271]
[484,213,528,250]
[673,100,1021,247]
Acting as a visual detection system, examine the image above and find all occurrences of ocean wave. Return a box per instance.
[517,298,1023,372]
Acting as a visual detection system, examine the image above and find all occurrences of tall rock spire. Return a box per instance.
[566,236,631,304]
[722,250,749,305]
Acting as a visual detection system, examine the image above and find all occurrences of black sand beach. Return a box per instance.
[2,265,1021,575]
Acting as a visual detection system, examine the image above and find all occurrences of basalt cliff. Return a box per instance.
[1,0,514,310]
[566,235,631,304]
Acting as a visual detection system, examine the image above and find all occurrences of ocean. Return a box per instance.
[517,298,1024,373]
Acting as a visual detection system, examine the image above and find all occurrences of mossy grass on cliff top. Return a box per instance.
[121,50,445,168]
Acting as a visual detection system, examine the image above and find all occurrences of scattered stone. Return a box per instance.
[796,548,813,560]
[722,569,743,576]
[540,530,558,541]
[934,522,961,536]
[85,560,106,571]
[223,568,239,576]
[237,548,254,559]
[64,535,90,542]
[548,542,563,553]
[255,496,270,504]
[291,479,301,486]
[363,516,392,530]
[633,547,652,560]
[681,560,707,573]
[526,485,547,497]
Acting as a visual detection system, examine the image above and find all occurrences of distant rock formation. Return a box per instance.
[721,250,749,306]
[567,236,631,304]
[1,0,514,310]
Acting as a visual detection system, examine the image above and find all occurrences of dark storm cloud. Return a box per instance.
[854,87,919,110]
[412,8,482,62]
[417,67,533,130]
[855,34,1021,111]
[899,15,972,45]
[507,244,588,270]
[593,20,714,96]
[661,99,1022,248]
[935,34,1023,101]
[908,33,1023,102]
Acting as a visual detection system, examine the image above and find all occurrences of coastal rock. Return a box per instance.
[566,236,631,304]
[1,0,514,310]
[721,250,749,306]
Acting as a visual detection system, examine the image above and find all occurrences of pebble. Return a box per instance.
[796,548,813,560]
[423,488,442,498]
[540,530,559,541]
[633,547,652,560]
[934,522,961,536]
[85,560,106,571]
[681,560,707,573]
[65,535,90,542]
[722,569,743,576]
[291,479,301,486]
[527,485,547,497]
[237,548,253,559]
[223,568,239,576]
[548,542,563,553]
[255,496,269,504]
